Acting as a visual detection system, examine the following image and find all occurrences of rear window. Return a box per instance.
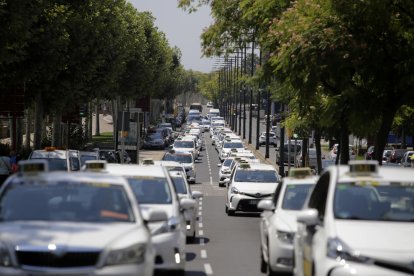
[127,177,172,204]
[234,170,279,182]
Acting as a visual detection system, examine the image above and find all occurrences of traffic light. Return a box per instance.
[79,104,88,117]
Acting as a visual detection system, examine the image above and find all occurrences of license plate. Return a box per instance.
[248,200,259,205]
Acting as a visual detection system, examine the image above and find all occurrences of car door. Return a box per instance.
[260,181,284,263]
[296,171,330,276]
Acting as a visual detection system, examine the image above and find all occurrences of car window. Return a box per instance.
[0,182,134,222]
[223,142,244,149]
[127,177,172,204]
[234,170,279,182]
[282,184,314,210]
[334,182,414,221]
[171,177,188,194]
[174,141,194,148]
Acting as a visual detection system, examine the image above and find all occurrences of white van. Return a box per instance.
[207,108,220,119]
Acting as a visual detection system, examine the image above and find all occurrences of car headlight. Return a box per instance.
[105,243,146,266]
[276,230,294,244]
[151,217,181,236]
[0,243,11,267]
[327,237,371,263]
[230,187,239,194]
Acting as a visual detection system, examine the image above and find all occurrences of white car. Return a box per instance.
[206,101,213,108]
[258,168,318,275]
[172,138,198,159]
[219,141,245,161]
[259,131,278,147]
[0,160,157,275]
[163,151,197,184]
[106,164,196,275]
[218,157,237,187]
[294,160,414,276]
[28,147,81,171]
[169,171,203,242]
[225,162,280,216]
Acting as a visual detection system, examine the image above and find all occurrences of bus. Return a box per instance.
[189,103,203,113]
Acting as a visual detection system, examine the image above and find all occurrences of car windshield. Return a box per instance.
[234,170,279,182]
[223,159,233,167]
[171,177,187,194]
[174,141,194,148]
[0,182,134,222]
[223,142,244,149]
[147,133,163,139]
[127,177,172,204]
[163,154,193,163]
[334,182,414,221]
[80,155,98,166]
[282,184,314,210]
[31,158,67,171]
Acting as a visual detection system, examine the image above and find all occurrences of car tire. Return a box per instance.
[260,251,267,273]
[227,209,235,216]
[225,205,228,214]
[172,269,185,276]
[187,231,196,244]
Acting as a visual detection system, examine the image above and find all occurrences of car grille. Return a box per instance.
[237,199,261,212]
[17,250,100,267]
[243,192,272,198]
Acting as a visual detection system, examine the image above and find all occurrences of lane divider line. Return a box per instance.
[204,263,213,275]
[199,238,205,246]
[199,229,204,236]
[201,249,207,259]
[199,222,203,228]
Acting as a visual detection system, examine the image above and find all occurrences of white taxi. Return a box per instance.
[219,140,245,162]
[0,160,158,275]
[28,147,81,171]
[258,168,317,275]
[169,171,203,242]
[105,163,195,275]
[225,162,280,216]
[294,161,414,276]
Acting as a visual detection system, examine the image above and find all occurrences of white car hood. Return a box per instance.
[0,221,144,249]
[234,182,278,195]
[274,210,302,232]
[335,220,414,262]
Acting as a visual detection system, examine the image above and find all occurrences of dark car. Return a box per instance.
[143,130,167,150]
[276,142,302,165]
[390,148,407,163]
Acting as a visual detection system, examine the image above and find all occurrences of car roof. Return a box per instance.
[236,162,276,171]
[106,164,167,178]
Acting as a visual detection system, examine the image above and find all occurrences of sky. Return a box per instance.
[129,0,215,73]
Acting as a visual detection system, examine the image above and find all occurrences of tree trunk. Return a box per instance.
[25,108,31,149]
[16,118,23,152]
[95,98,100,136]
[340,124,350,165]
[88,101,93,140]
[315,128,322,174]
[374,110,397,164]
[301,138,308,168]
[52,112,61,147]
[34,94,43,149]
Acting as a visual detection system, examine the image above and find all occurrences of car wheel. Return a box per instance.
[225,205,228,214]
[227,209,235,216]
[260,251,267,273]
[187,231,196,244]
[171,269,185,276]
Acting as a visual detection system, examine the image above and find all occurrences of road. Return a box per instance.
[185,132,264,276]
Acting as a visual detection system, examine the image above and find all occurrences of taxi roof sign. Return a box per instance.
[288,167,312,178]
[349,160,378,175]
[19,160,49,173]
[238,163,250,169]
[141,159,155,165]
[85,160,107,171]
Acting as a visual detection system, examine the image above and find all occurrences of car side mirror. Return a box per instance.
[180,198,196,210]
[217,163,222,167]
[297,208,319,226]
[257,199,275,211]
[192,191,203,199]
[144,209,168,223]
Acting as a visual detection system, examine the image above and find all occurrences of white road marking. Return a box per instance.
[199,222,203,228]
[199,201,202,206]
[199,206,203,211]
[210,177,213,185]
[198,211,202,216]
[201,249,207,259]
[199,229,204,236]
[204,263,213,275]
[199,238,205,245]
